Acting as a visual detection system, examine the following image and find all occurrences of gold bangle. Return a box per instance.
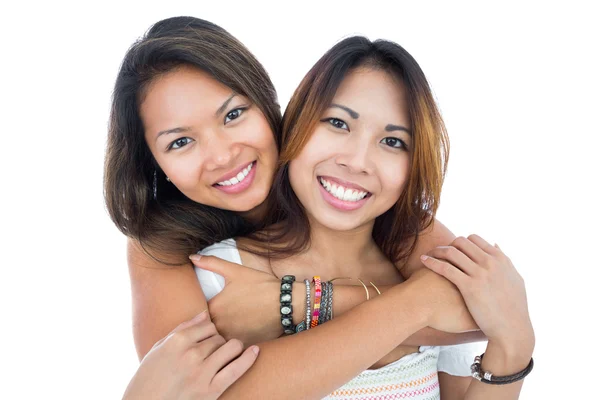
[356,278,370,301]
[369,282,381,295]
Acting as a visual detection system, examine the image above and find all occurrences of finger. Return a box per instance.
[189,255,242,283]
[426,246,479,277]
[466,234,499,256]
[191,334,227,361]
[210,344,259,392]
[165,319,220,349]
[450,236,489,264]
[420,255,467,288]
[153,310,209,349]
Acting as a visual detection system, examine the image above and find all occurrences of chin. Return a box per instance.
[313,214,365,232]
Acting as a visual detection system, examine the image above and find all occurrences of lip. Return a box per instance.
[213,161,257,195]
[318,175,370,193]
[317,177,370,211]
[214,161,255,184]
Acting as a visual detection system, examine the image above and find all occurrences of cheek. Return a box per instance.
[380,158,411,198]
[240,114,277,156]
[160,156,203,189]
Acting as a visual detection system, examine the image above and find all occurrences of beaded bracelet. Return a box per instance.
[310,276,322,328]
[295,279,311,333]
[280,275,296,335]
[304,279,311,330]
[471,353,534,385]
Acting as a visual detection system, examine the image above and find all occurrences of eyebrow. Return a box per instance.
[385,124,412,136]
[215,93,237,117]
[330,103,412,136]
[331,103,359,119]
[155,126,193,141]
[155,93,238,141]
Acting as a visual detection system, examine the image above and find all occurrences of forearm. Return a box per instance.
[324,284,485,346]
[220,283,428,400]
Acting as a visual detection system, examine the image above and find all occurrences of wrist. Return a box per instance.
[482,337,534,376]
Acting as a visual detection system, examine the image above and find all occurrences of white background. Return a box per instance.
[1,1,598,398]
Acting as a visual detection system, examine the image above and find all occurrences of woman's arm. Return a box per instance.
[129,234,482,360]
[194,256,476,400]
[128,239,207,359]
[425,235,535,399]
[123,311,259,400]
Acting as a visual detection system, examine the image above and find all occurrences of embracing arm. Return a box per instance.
[128,239,207,359]
[218,274,468,400]
[193,257,476,400]
[129,233,480,360]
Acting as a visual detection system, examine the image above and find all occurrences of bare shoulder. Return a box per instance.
[400,219,456,278]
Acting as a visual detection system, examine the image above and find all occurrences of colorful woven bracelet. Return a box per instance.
[310,276,322,328]
[280,275,296,335]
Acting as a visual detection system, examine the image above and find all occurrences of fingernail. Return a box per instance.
[251,346,260,355]
[420,255,429,262]
[189,254,202,262]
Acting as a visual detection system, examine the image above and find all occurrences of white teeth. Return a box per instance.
[319,177,369,202]
[216,163,254,186]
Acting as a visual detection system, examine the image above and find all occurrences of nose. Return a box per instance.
[335,135,374,175]
[204,134,240,171]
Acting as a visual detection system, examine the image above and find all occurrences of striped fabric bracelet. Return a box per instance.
[310,276,322,328]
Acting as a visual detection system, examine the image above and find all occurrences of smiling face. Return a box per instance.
[288,67,412,232]
[140,65,278,212]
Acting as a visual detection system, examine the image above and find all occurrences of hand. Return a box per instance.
[122,311,259,400]
[407,267,479,333]
[420,234,534,352]
[190,255,291,345]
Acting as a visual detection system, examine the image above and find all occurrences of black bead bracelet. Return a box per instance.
[280,275,296,335]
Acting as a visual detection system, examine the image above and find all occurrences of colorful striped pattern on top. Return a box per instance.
[323,347,443,400]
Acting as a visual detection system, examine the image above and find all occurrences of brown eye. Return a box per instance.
[327,118,348,130]
[168,137,193,150]
[381,137,406,149]
[224,108,245,124]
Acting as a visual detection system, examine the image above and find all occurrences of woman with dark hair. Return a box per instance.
[107,17,532,399]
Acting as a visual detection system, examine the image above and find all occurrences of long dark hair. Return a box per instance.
[253,36,449,266]
[104,16,281,264]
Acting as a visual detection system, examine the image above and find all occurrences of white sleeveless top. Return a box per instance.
[196,239,484,400]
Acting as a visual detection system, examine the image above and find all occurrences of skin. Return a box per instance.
[122,311,259,400]
[141,65,278,213]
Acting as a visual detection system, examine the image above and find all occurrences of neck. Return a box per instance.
[300,216,383,278]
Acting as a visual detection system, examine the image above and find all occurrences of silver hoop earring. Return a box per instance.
[166,176,170,182]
